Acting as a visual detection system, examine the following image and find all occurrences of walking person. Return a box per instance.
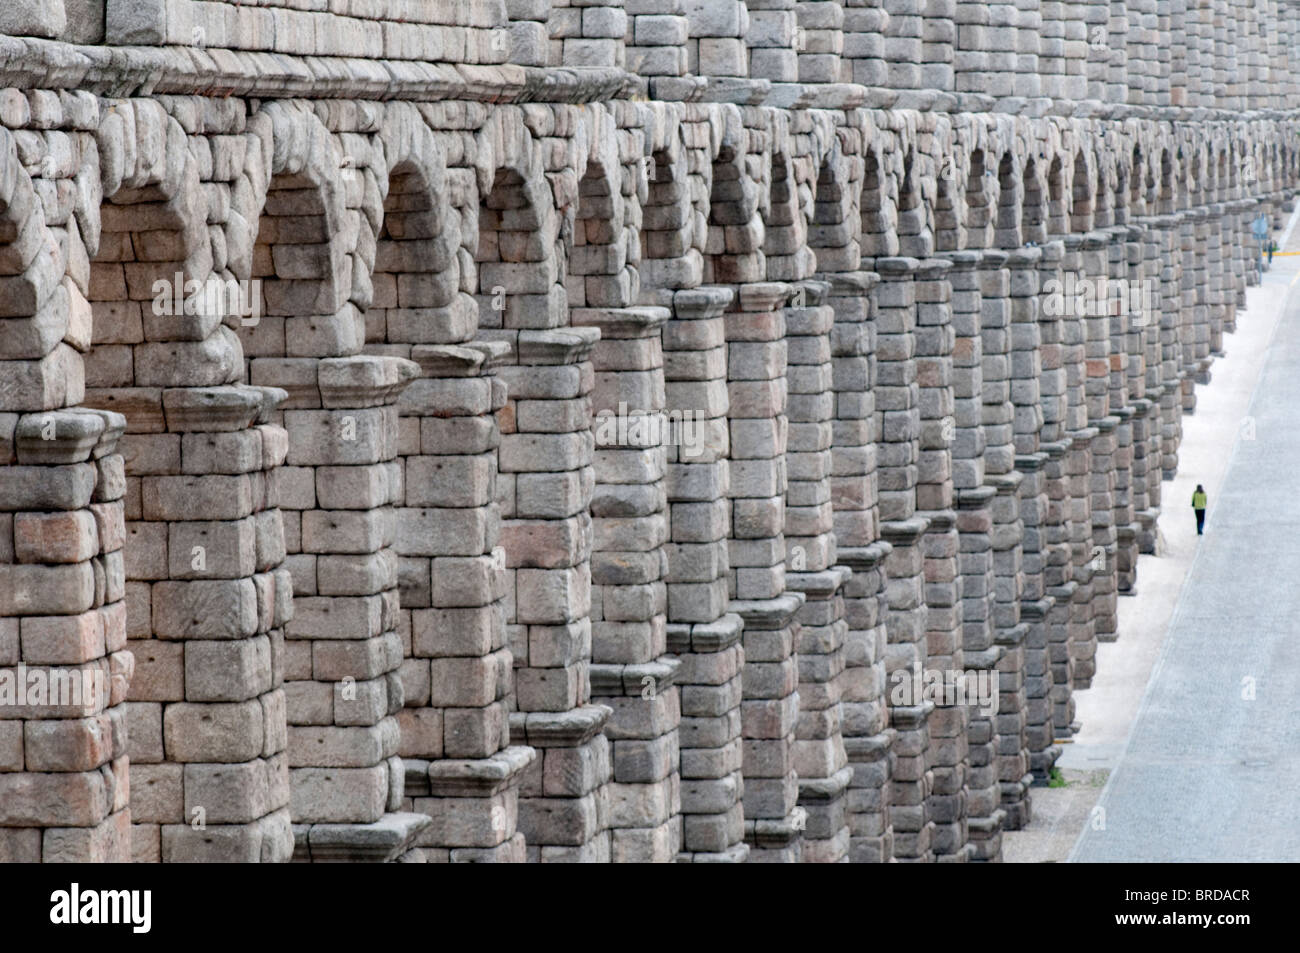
[1192,484,1208,535]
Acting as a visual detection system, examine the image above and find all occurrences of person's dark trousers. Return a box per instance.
[1195,509,1205,535]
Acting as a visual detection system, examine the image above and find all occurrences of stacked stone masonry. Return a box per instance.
[0,0,1297,863]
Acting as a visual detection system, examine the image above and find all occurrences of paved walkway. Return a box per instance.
[1069,222,1300,862]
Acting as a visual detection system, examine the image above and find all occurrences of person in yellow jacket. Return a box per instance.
[1192,484,1207,535]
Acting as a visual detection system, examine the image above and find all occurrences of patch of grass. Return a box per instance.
[1047,767,1068,788]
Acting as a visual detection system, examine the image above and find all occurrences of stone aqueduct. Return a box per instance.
[0,0,1297,863]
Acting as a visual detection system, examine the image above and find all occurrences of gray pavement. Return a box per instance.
[1069,246,1300,863]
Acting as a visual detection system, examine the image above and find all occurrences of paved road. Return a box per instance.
[1071,261,1300,863]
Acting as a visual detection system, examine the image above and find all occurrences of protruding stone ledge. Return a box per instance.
[1080,230,1110,251]
[665,612,744,654]
[836,540,893,570]
[1020,596,1056,621]
[482,326,601,366]
[1037,239,1065,264]
[161,385,264,432]
[408,343,492,378]
[880,516,933,548]
[589,657,681,697]
[940,249,983,272]
[844,731,896,763]
[956,484,997,510]
[317,355,419,408]
[874,255,922,279]
[693,76,771,106]
[978,248,1010,269]
[644,75,707,103]
[798,765,853,802]
[1006,246,1043,269]
[570,306,671,340]
[509,704,612,748]
[1014,452,1048,474]
[737,281,793,314]
[673,286,735,321]
[890,702,935,730]
[14,408,106,463]
[968,799,1008,830]
[921,509,956,535]
[292,811,431,863]
[460,339,513,370]
[730,592,806,630]
[745,816,801,852]
[993,621,1029,648]
[785,565,852,600]
[820,271,880,298]
[0,35,634,103]
[1066,425,1099,446]
[763,82,869,111]
[1040,438,1073,458]
[412,745,537,799]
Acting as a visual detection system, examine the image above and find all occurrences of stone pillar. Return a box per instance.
[280,356,432,861]
[496,327,613,863]
[626,0,690,96]
[881,0,924,104]
[922,0,957,96]
[508,0,551,67]
[942,249,1002,860]
[1059,0,1090,106]
[1134,220,1163,556]
[0,408,132,862]
[575,305,682,863]
[826,272,895,863]
[795,1,845,85]
[1057,234,1096,695]
[1007,246,1057,786]
[953,2,1001,111]
[685,0,751,85]
[1178,208,1204,413]
[1198,0,1215,107]
[1150,0,1167,102]
[1040,0,1067,101]
[872,256,934,863]
[842,2,892,92]
[1105,0,1129,105]
[1216,203,1237,336]
[726,281,803,862]
[1171,0,1189,105]
[1014,0,1046,112]
[914,257,970,861]
[1082,231,1118,644]
[395,343,533,863]
[1104,226,1138,601]
[1118,224,1148,586]
[1156,213,1185,479]
[1127,0,1156,105]
[747,1,799,85]
[114,380,295,863]
[551,0,627,69]
[1037,240,1076,742]
[1083,0,1109,107]
[1229,199,1252,309]
[977,248,1031,830]
[664,286,748,863]
[784,279,852,863]
[1205,203,1226,356]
